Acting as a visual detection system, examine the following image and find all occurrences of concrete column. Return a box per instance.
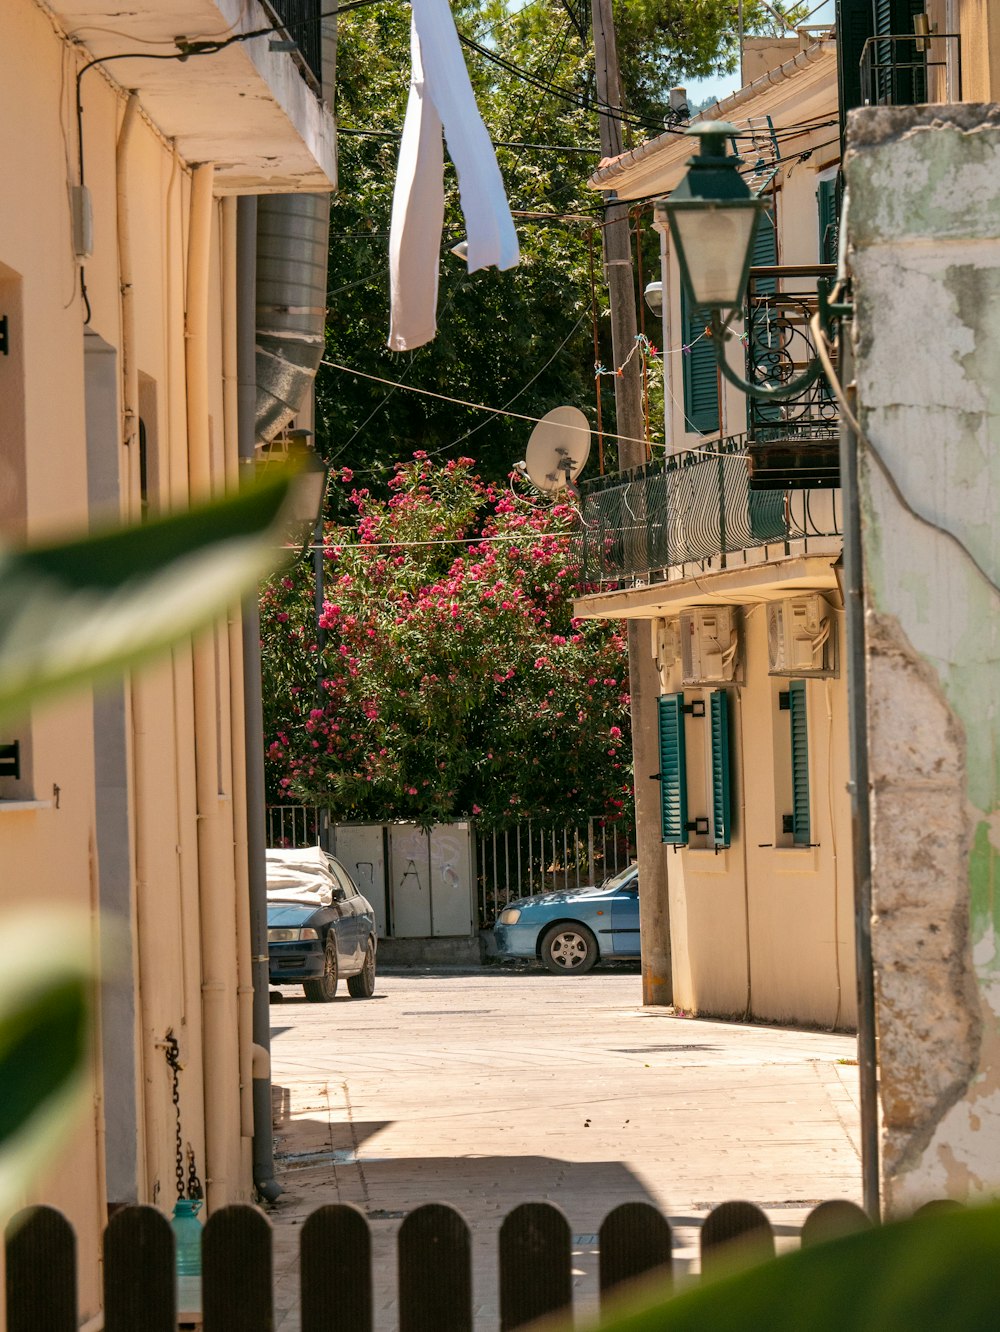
[846,103,1000,1211]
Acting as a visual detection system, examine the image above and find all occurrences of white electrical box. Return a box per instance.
[767,594,836,675]
[680,606,740,684]
[652,617,681,687]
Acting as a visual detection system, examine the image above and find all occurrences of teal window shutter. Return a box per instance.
[751,203,777,284]
[874,0,926,103]
[709,690,731,849]
[817,177,839,265]
[680,286,719,434]
[747,203,780,430]
[658,693,689,845]
[788,680,811,846]
[836,0,874,130]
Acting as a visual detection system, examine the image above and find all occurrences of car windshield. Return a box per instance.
[601,864,637,891]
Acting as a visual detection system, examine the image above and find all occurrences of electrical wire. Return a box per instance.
[320,357,651,450]
[338,127,601,153]
[812,308,1000,603]
[435,311,589,454]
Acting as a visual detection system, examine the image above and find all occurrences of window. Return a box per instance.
[0,263,33,802]
[772,680,811,847]
[657,693,689,845]
[657,691,732,849]
[817,175,840,266]
[709,690,732,849]
[788,679,811,847]
[680,287,718,434]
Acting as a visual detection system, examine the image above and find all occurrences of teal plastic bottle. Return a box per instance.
[171,1198,203,1313]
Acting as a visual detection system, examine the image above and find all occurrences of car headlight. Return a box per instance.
[268,927,319,943]
[498,908,521,925]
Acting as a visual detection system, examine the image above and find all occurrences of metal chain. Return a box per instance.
[163,1031,186,1201]
[186,1143,204,1200]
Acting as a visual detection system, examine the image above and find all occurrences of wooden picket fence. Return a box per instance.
[5,1196,872,1331]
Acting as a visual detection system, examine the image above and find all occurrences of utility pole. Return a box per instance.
[591,0,673,1005]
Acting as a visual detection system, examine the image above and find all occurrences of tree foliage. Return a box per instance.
[317,0,797,501]
[260,456,633,828]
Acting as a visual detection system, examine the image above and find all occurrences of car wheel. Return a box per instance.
[347,939,376,999]
[303,934,338,1002]
[540,922,598,975]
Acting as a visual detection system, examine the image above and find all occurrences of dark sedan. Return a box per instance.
[267,847,377,1001]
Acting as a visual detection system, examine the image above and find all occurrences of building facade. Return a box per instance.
[575,34,854,1028]
[0,0,335,1318]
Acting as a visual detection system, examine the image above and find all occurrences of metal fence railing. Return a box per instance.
[267,0,324,90]
[475,817,635,927]
[265,808,636,931]
[578,440,842,583]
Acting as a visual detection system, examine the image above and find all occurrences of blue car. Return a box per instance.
[493,864,640,974]
[267,847,377,1001]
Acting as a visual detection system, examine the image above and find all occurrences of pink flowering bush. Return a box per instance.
[260,456,633,828]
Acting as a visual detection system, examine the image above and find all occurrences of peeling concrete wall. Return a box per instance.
[847,104,1000,1212]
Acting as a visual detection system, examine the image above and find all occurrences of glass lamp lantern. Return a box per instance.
[661,123,766,317]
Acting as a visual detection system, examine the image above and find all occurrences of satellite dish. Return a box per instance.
[523,406,591,493]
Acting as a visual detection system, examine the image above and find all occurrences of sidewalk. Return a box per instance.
[266,969,861,1329]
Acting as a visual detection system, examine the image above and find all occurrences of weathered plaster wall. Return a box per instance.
[847,104,1000,1211]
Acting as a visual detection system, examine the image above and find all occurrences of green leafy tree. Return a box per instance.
[319,0,801,498]
[260,456,633,828]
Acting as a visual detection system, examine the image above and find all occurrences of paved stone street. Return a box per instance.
[267,968,861,1329]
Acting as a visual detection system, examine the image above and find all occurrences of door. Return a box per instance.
[610,881,641,957]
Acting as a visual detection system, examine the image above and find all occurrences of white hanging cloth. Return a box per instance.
[388,0,520,351]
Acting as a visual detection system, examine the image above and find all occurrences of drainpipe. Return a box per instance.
[222,197,257,1155]
[186,162,241,1210]
[254,193,331,442]
[115,90,157,1201]
[239,195,282,1202]
[839,332,880,1222]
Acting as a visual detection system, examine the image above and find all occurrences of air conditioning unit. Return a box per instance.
[767,594,836,675]
[680,607,740,684]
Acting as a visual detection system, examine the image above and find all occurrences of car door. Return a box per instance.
[609,873,641,957]
[326,856,364,969]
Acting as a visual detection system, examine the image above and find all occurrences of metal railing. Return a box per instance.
[476,816,635,927]
[860,32,962,107]
[265,807,636,931]
[266,0,324,91]
[579,441,842,582]
[744,266,838,443]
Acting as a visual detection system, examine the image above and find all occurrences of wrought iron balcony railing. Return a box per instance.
[267,0,325,92]
[578,438,842,583]
[860,32,962,107]
[744,265,841,490]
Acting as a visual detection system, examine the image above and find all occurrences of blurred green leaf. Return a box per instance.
[0,471,292,726]
[595,1202,1000,1332]
[0,915,106,1225]
[0,981,87,1144]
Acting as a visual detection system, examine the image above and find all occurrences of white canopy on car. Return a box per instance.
[265,847,334,907]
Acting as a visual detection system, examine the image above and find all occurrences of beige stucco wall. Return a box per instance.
[659,606,856,1028]
[1,2,263,1317]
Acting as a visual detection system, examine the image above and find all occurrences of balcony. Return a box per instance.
[860,32,962,107]
[576,260,845,584]
[578,438,842,584]
[267,0,326,93]
[50,0,336,191]
[744,265,839,489]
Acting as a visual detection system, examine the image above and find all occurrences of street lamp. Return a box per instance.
[661,123,766,318]
[660,124,849,402]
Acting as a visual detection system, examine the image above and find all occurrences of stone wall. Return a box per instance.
[847,104,1000,1210]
